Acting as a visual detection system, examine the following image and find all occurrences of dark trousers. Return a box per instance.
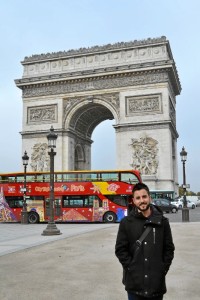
[127,292,163,300]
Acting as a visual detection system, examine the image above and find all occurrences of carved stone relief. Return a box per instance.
[28,104,57,124]
[30,143,50,171]
[22,71,169,98]
[63,92,119,118]
[130,135,159,175]
[63,98,81,115]
[100,93,120,110]
[126,94,162,115]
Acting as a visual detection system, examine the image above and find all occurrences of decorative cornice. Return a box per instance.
[15,60,171,85]
[21,129,93,144]
[18,69,173,98]
[114,121,179,138]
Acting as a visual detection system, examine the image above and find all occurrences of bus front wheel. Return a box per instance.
[28,212,39,224]
[103,212,117,223]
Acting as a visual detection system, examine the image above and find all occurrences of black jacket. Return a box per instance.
[115,205,175,298]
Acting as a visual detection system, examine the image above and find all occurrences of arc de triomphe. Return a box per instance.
[15,36,181,195]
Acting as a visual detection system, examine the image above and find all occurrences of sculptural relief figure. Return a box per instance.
[30,143,50,171]
[130,135,159,175]
[128,96,160,114]
[29,106,56,123]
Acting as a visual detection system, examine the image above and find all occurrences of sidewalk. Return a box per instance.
[0,222,200,300]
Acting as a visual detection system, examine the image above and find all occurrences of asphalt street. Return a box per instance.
[165,206,200,222]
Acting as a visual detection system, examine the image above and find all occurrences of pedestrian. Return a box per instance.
[115,182,175,300]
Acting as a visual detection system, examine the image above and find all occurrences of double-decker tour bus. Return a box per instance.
[0,169,142,224]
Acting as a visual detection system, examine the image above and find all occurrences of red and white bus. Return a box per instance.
[0,169,142,224]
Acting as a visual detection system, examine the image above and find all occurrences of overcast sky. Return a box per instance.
[0,0,199,192]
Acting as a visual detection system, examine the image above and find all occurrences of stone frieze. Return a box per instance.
[22,71,169,98]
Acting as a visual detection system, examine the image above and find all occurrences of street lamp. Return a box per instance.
[21,151,29,224]
[42,126,61,235]
[180,146,189,222]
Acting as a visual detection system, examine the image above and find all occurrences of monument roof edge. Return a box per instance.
[22,36,168,64]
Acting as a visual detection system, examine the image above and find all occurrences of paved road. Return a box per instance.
[1,222,200,299]
[165,206,200,222]
[0,223,115,256]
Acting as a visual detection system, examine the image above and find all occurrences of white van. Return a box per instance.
[179,196,200,207]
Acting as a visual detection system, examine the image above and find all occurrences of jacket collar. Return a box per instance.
[128,204,163,225]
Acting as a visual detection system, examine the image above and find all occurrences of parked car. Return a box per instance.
[152,198,178,213]
[171,199,196,209]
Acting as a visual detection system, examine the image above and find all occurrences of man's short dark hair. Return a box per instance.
[132,183,150,197]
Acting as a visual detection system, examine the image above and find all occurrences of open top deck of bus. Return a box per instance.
[0,169,141,184]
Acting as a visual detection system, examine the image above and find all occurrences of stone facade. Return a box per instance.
[15,36,181,196]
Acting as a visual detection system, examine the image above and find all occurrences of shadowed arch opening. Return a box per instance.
[68,102,116,170]
[69,103,114,139]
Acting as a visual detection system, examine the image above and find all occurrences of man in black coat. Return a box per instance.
[115,183,175,300]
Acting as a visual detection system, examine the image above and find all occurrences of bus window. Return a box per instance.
[42,174,50,182]
[55,174,63,182]
[101,172,119,181]
[63,195,101,208]
[63,196,84,207]
[84,195,100,207]
[121,172,139,184]
[16,176,25,183]
[76,173,87,181]
[7,176,16,182]
[35,174,44,182]
[105,195,128,207]
[63,173,75,181]
[5,196,24,208]
[79,173,98,181]
[26,175,36,182]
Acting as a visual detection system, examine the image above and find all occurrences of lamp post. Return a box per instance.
[180,146,189,222]
[21,151,29,224]
[42,126,61,235]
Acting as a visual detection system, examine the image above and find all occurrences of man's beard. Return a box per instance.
[136,202,151,212]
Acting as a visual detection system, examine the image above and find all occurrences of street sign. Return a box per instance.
[182,184,190,189]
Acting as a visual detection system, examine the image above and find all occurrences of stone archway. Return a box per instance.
[15,36,181,195]
[63,94,118,170]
